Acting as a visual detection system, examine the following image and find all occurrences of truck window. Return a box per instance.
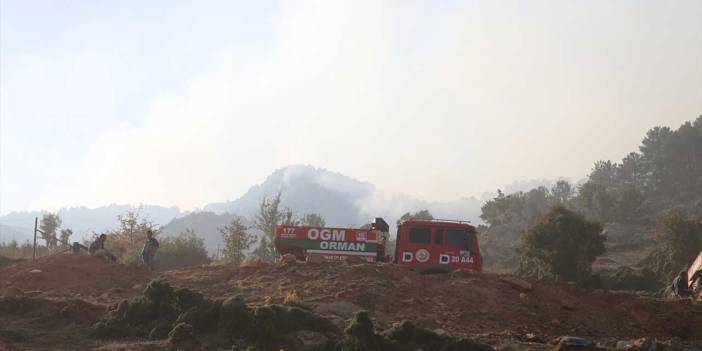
[446,229,473,251]
[434,229,443,244]
[409,227,431,244]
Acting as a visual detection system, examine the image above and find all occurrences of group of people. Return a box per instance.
[88,229,160,271]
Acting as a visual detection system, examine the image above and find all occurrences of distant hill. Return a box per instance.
[0,204,183,243]
[159,212,251,256]
[204,165,375,226]
[161,165,483,255]
[1,165,484,253]
[205,165,482,226]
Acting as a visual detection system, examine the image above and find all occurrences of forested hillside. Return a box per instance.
[480,116,702,278]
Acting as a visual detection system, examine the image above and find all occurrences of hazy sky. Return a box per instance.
[1,0,700,215]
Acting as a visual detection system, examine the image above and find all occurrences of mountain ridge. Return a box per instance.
[0,165,483,250]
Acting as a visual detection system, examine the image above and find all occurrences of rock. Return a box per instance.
[615,338,652,351]
[315,300,363,319]
[523,332,546,343]
[499,276,533,291]
[401,277,413,284]
[632,338,651,349]
[132,284,144,291]
[29,269,42,274]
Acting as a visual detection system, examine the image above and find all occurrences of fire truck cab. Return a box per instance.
[394,219,482,273]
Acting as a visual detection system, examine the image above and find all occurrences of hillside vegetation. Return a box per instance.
[480,116,702,285]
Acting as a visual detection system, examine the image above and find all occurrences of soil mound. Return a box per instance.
[166,261,702,340]
[2,259,702,350]
[0,296,103,350]
[92,278,492,351]
[0,252,152,297]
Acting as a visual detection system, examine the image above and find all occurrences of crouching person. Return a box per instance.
[89,234,117,261]
[141,229,159,272]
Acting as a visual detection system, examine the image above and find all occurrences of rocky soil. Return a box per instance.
[1,253,702,350]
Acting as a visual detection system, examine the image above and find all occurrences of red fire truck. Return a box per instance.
[394,219,482,272]
[274,217,482,272]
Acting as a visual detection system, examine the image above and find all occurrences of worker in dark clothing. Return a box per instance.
[89,234,116,261]
[141,229,159,271]
[89,234,107,254]
[672,270,690,298]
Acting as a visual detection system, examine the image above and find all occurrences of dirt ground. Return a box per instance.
[1,253,702,350]
[164,259,702,339]
[0,254,152,304]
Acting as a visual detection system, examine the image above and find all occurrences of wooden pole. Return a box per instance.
[33,217,38,261]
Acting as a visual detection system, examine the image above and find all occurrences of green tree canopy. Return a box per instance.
[219,218,255,264]
[519,205,606,282]
[156,230,211,270]
[114,210,157,245]
[252,191,283,261]
[656,210,702,265]
[59,229,73,247]
[39,213,62,248]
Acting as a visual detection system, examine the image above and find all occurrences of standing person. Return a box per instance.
[141,229,159,272]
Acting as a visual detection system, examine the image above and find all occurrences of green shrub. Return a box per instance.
[156,230,211,271]
[518,205,605,282]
